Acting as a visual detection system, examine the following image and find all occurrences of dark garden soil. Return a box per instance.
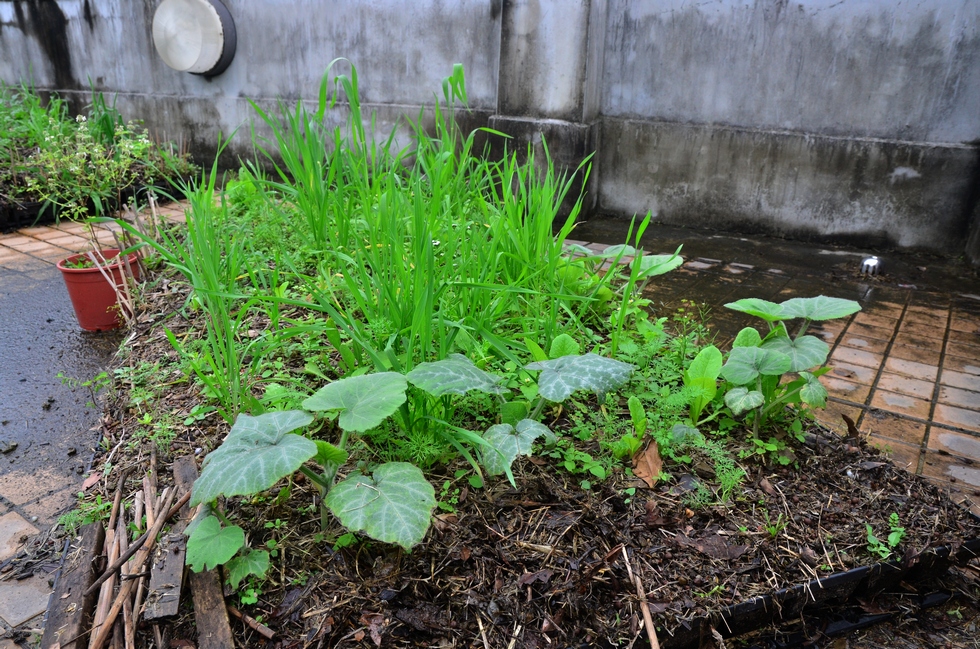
[72,269,980,649]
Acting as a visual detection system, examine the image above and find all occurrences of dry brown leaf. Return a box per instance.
[632,441,663,488]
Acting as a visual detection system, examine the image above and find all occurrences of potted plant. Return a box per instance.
[57,244,142,331]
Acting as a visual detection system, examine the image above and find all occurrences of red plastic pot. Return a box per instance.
[57,248,142,331]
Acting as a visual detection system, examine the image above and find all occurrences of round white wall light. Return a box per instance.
[152,0,236,77]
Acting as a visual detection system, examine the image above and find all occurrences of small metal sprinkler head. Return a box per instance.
[860,256,880,277]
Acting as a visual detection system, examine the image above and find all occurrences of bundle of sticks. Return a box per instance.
[84,465,187,649]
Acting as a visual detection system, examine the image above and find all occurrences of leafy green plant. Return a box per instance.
[762,512,788,538]
[866,512,906,560]
[721,296,860,438]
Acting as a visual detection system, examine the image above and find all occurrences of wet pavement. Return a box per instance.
[573,217,980,515]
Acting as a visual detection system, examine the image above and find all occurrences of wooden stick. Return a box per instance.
[621,547,660,649]
[89,489,176,649]
[86,491,190,596]
[227,605,275,640]
[117,517,135,649]
[89,531,119,649]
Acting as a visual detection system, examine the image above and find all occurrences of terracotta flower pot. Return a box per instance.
[57,248,142,331]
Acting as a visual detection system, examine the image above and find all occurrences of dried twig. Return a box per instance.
[228,604,275,640]
[621,547,660,649]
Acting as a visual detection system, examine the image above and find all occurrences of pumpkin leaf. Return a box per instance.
[732,327,763,348]
[634,247,684,278]
[480,419,552,476]
[191,411,316,506]
[526,353,634,402]
[761,334,829,372]
[779,296,861,321]
[720,347,792,385]
[303,372,408,431]
[406,354,506,396]
[724,387,765,415]
[326,462,436,551]
[549,334,580,359]
[186,516,245,572]
[799,372,829,408]
[313,440,348,467]
[725,298,785,322]
[225,549,270,590]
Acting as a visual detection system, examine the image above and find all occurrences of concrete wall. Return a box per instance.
[1,0,979,258]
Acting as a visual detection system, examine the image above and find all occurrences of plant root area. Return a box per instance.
[84,277,980,649]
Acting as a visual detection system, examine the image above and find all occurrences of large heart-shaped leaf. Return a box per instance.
[525,353,634,402]
[724,387,765,415]
[599,244,637,258]
[761,334,829,371]
[480,419,552,476]
[192,411,316,506]
[799,372,829,408]
[326,462,436,551]
[724,299,785,322]
[634,250,684,278]
[186,516,245,572]
[225,549,270,589]
[732,327,762,348]
[303,372,407,431]
[720,347,792,385]
[778,296,861,321]
[406,354,505,396]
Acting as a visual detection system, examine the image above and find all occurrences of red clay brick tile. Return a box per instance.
[45,235,90,251]
[903,311,947,327]
[934,404,980,432]
[830,346,883,369]
[893,333,943,352]
[939,385,980,411]
[888,344,940,365]
[0,235,35,247]
[838,335,889,354]
[868,438,920,472]
[920,451,980,490]
[949,315,980,333]
[944,357,980,376]
[28,227,69,241]
[898,320,946,340]
[884,358,938,381]
[947,329,980,348]
[947,342,980,361]
[870,390,932,419]
[907,304,948,320]
[827,361,877,384]
[823,376,871,403]
[926,429,980,458]
[877,372,935,400]
[16,225,55,236]
[853,312,899,329]
[813,401,865,435]
[6,240,58,254]
[845,321,894,341]
[864,303,904,319]
[941,368,980,391]
[862,410,927,446]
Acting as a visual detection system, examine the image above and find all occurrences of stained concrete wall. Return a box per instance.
[1,0,979,259]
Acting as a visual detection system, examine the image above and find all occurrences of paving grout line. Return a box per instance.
[854,296,910,433]
[917,309,955,473]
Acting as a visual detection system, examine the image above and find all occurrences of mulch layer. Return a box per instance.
[61,267,980,649]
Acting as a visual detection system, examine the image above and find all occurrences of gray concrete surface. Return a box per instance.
[0,0,978,258]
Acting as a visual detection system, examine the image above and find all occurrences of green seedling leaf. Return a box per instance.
[799,372,828,408]
[563,243,594,257]
[326,462,436,551]
[779,296,861,321]
[480,419,553,476]
[761,334,829,372]
[524,337,549,362]
[724,387,765,415]
[406,354,505,396]
[634,249,684,278]
[186,516,245,572]
[303,372,408,431]
[500,401,529,426]
[627,396,647,438]
[191,411,316,506]
[670,423,704,444]
[526,353,634,402]
[549,334,580,359]
[599,244,637,258]
[732,327,763,348]
[225,549,270,590]
[685,345,723,383]
[725,298,785,323]
[313,440,348,467]
[720,347,792,385]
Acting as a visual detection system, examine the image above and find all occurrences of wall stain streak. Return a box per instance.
[83,0,95,31]
[18,0,76,89]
